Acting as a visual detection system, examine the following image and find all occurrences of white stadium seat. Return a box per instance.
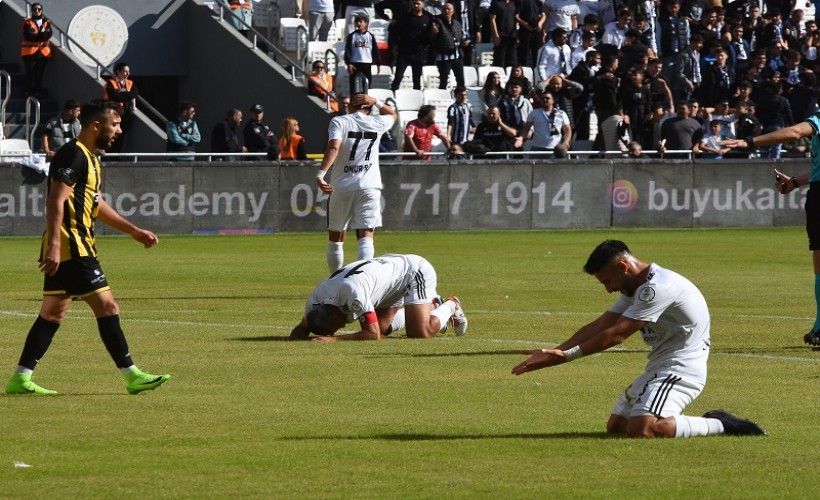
[368,88,395,102]
[279,17,307,52]
[394,88,424,111]
[423,88,452,106]
[462,66,478,87]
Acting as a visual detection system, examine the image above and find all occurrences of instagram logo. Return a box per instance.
[609,180,638,213]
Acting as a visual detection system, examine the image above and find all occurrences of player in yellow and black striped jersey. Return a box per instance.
[5,99,171,396]
[40,136,102,265]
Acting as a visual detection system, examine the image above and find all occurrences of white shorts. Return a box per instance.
[327,189,382,232]
[381,257,439,309]
[611,371,704,419]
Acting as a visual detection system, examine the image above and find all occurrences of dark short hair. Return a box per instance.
[64,99,81,110]
[453,85,467,94]
[506,78,524,89]
[584,240,631,275]
[418,104,436,119]
[80,99,121,128]
[179,101,196,112]
[552,28,567,41]
[113,61,129,73]
[226,107,241,118]
[306,304,339,336]
[583,14,598,25]
[354,14,369,23]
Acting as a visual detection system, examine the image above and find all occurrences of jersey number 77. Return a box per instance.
[347,131,378,162]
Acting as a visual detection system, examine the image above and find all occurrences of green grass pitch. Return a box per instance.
[2,228,820,498]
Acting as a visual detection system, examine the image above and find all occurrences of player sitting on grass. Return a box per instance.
[288,254,467,341]
[513,240,766,438]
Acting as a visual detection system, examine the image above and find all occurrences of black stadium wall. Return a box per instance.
[0,160,805,235]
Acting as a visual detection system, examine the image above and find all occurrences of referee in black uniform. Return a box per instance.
[5,99,171,395]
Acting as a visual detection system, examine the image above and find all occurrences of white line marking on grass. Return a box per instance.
[5,309,819,363]
[0,310,290,331]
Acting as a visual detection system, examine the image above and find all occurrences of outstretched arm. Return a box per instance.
[512,313,643,375]
[312,319,382,341]
[721,121,813,149]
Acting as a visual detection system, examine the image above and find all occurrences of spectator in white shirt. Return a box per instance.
[600,7,633,50]
[536,28,571,83]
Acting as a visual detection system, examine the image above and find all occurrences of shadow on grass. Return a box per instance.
[232,335,299,342]
[364,349,649,359]
[278,431,617,441]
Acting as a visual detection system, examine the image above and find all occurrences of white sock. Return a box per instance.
[16,366,33,375]
[120,365,137,376]
[327,241,344,272]
[357,237,374,261]
[431,303,455,333]
[389,309,405,334]
[674,415,723,438]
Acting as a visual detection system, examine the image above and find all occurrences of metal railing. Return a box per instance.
[0,70,10,129]
[212,2,339,109]
[19,0,169,128]
[24,96,40,148]
[70,148,699,163]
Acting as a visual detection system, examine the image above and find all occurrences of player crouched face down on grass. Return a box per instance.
[512,240,766,439]
[288,254,468,341]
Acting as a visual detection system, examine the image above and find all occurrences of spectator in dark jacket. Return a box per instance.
[390,0,434,91]
[617,69,651,147]
[211,108,246,160]
[431,2,465,89]
[569,49,601,140]
[699,48,734,107]
[754,80,794,159]
[788,71,820,123]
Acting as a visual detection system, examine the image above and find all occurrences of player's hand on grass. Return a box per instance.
[311,336,338,342]
[512,349,567,375]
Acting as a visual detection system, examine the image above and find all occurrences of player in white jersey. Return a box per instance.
[513,240,766,438]
[288,254,468,341]
[315,92,396,272]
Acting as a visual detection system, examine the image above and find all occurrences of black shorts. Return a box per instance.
[43,257,111,298]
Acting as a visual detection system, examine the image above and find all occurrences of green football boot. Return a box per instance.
[125,369,171,395]
[5,373,58,395]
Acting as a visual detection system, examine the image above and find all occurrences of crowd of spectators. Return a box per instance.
[299,0,820,160]
[28,0,820,161]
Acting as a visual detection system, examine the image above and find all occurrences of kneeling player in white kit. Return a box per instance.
[288,254,467,341]
[513,240,766,438]
[316,92,397,272]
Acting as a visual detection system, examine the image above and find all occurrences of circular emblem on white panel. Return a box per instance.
[68,6,128,67]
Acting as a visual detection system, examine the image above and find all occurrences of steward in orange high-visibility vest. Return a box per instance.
[21,3,53,97]
[308,61,340,112]
[102,62,139,153]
